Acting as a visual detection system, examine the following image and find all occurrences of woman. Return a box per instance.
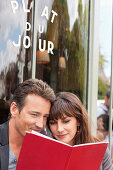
[48,92,113,170]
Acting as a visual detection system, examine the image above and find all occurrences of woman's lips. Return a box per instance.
[57,134,67,139]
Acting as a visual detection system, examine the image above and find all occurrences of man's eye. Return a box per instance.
[44,115,48,119]
[31,113,37,117]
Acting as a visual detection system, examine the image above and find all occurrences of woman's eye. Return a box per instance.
[49,121,57,125]
[63,120,70,123]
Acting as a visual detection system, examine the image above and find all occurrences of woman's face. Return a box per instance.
[49,114,79,146]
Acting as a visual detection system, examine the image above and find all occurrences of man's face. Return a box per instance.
[105,96,110,108]
[10,94,51,137]
[97,117,104,132]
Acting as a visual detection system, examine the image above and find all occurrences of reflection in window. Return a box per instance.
[36,0,89,104]
[0,0,34,123]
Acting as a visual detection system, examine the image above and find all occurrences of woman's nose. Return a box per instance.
[57,122,64,132]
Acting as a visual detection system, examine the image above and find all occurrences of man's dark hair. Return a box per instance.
[106,91,110,98]
[9,79,55,118]
[97,114,113,131]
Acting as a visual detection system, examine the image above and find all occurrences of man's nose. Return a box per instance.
[35,117,44,130]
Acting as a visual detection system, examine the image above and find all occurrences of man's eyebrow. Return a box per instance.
[44,113,49,117]
[30,111,49,116]
[30,111,41,114]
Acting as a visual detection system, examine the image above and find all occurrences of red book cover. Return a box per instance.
[16,131,107,170]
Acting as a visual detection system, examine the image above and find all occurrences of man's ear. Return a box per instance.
[10,102,19,118]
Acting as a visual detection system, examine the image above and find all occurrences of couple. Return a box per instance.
[0,79,113,170]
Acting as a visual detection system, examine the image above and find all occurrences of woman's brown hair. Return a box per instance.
[48,92,97,145]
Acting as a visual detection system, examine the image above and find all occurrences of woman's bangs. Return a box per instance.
[50,101,73,120]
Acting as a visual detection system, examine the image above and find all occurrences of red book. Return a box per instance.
[16,131,107,170]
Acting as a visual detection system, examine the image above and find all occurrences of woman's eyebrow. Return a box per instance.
[61,116,68,120]
[49,119,57,122]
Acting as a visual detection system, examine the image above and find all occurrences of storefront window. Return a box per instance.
[36,0,89,104]
[98,0,112,99]
[0,0,34,123]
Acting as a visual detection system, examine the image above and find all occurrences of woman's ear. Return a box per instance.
[77,122,80,127]
[10,102,19,118]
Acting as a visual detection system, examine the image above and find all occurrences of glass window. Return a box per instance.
[98,0,112,100]
[0,0,34,123]
[35,0,89,104]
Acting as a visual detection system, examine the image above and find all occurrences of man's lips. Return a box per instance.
[30,128,42,133]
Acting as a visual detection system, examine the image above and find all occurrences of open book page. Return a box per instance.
[66,142,107,170]
[17,132,72,170]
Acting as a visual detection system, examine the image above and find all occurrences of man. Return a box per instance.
[97,91,110,117]
[0,79,55,170]
[97,114,109,140]
[97,114,113,160]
